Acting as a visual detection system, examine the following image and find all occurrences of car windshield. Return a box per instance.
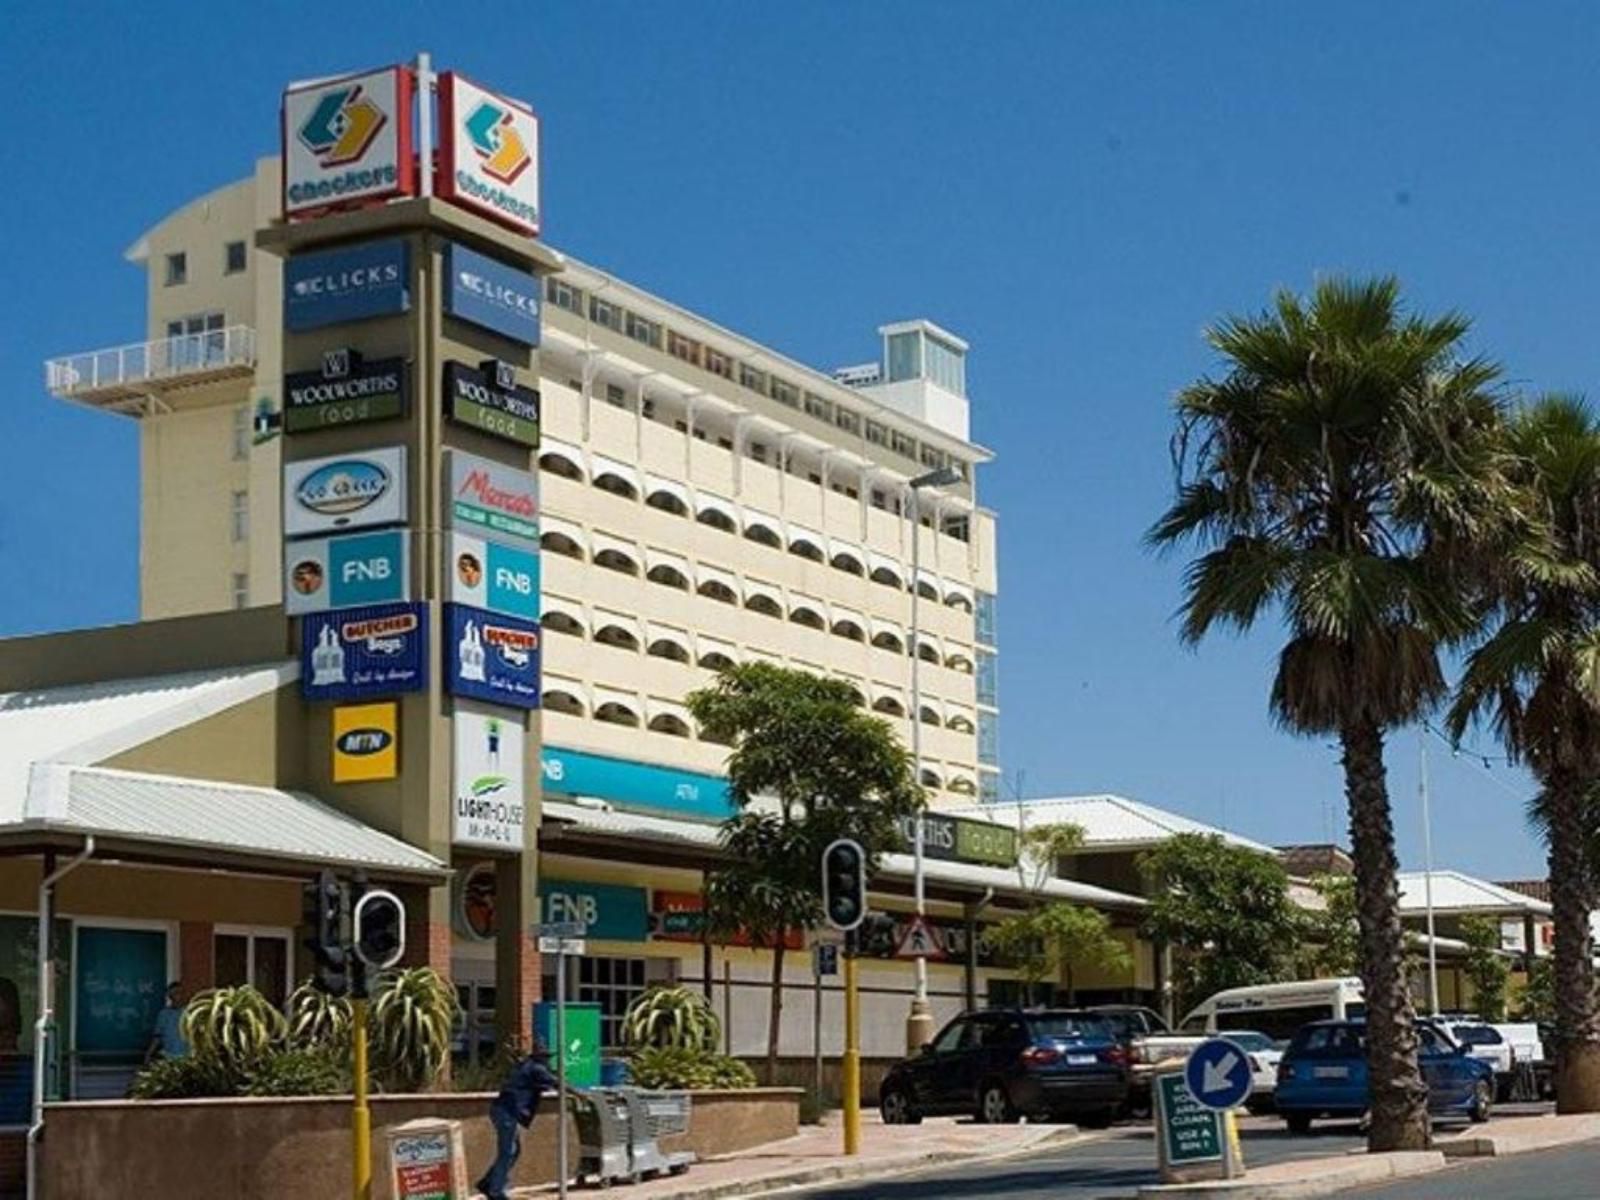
[1452,1025,1503,1046]
[1028,1014,1112,1041]
[1223,1032,1274,1052]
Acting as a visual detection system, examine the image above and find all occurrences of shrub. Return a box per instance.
[129,1054,237,1100]
[244,1048,347,1097]
[627,1045,756,1091]
[181,986,287,1074]
[622,986,721,1052]
[287,980,353,1054]
[370,967,459,1092]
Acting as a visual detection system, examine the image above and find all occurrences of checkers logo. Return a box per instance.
[464,98,532,184]
[297,84,387,167]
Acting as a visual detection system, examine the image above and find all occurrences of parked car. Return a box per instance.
[1275,1019,1494,1133]
[1217,1030,1284,1113]
[879,1008,1130,1127]
[1435,1021,1513,1095]
[1088,1004,1202,1115]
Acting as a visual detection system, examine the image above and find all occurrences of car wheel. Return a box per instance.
[1285,1113,1313,1135]
[880,1088,921,1126]
[978,1080,1017,1124]
[1470,1079,1493,1124]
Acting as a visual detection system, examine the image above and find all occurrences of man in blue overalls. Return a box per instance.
[477,1042,561,1200]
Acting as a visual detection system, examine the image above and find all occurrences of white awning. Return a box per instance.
[591,531,639,562]
[946,705,976,730]
[644,475,689,506]
[789,594,825,616]
[645,622,690,650]
[870,682,906,707]
[644,547,690,577]
[870,617,904,643]
[918,697,946,722]
[743,578,783,608]
[696,635,738,662]
[695,492,736,522]
[695,564,740,598]
[591,454,640,491]
[742,508,781,537]
[915,568,941,594]
[541,515,586,546]
[869,552,905,582]
[788,525,825,550]
[538,437,585,474]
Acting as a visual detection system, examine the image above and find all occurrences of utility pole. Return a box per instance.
[1420,729,1440,1017]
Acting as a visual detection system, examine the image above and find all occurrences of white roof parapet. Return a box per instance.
[949,794,1273,854]
[1397,871,1554,917]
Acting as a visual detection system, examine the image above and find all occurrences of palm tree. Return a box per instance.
[1448,396,1600,1113]
[1148,276,1507,1151]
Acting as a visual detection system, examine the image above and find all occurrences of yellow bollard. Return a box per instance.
[353,997,372,1200]
[842,952,860,1156]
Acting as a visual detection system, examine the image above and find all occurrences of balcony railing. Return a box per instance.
[45,325,257,404]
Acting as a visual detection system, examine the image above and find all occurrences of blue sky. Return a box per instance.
[3,1,1593,878]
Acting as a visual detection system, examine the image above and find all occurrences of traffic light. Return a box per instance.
[353,888,406,971]
[822,838,867,932]
[302,869,348,996]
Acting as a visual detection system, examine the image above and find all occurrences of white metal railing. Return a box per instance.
[44,325,257,397]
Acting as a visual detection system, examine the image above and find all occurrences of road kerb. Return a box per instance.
[1135,1150,1447,1199]
[1439,1113,1600,1158]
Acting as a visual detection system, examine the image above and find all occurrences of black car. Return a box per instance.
[879,1008,1130,1126]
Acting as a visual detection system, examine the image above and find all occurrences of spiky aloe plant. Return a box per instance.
[181,986,287,1074]
[621,985,721,1052]
[286,979,354,1054]
[370,967,459,1091]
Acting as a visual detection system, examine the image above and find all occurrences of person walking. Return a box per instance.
[477,1042,561,1200]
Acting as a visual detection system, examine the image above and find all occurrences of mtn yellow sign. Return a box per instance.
[333,702,398,782]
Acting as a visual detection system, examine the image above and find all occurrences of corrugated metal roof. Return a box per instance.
[0,661,297,822]
[540,800,1145,910]
[949,794,1272,853]
[14,763,445,879]
[1398,871,1553,916]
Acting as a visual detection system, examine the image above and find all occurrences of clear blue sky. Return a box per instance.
[3,1,1591,879]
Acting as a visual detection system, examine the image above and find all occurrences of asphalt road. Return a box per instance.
[791,1108,1558,1200]
[1346,1139,1600,1199]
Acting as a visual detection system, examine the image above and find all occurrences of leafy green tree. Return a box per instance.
[1297,873,1361,979]
[689,663,922,1083]
[1139,834,1300,1014]
[1458,916,1510,1021]
[1449,396,1600,1112]
[1517,958,1556,1025]
[988,901,1130,1004]
[1148,277,1509,1151]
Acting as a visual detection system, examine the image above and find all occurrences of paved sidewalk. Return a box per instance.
[511,1113,1081,1199]
[1437,1111,1600,1158]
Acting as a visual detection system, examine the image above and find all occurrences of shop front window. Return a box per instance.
[0,916,71,1124]
[576,957,647,1051]
[215,930,290,1010]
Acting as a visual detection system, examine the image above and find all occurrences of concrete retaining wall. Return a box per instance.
[35,1088,800,1199]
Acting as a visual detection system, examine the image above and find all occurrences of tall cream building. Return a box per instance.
[47,157,1004,812]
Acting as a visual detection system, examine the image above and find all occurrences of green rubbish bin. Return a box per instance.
[535,1001,601,1088]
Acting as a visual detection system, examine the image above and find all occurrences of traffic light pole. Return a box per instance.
[352,994,371,1200]
[842,932,860,1156]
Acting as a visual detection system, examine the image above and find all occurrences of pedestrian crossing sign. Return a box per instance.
[895,915,940,959]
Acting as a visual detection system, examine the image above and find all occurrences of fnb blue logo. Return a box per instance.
[329,530,407,607]
[485,541,539,618]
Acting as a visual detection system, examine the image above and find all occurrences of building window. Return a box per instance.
[892,431,916,459]
[749,441,768,465]
[920,445,945,469]
[980,772,1002,804]
[577,956,648,1051]
[738,364,767,394]
[625,312,661,349]
[224,241,247,275]
[771,378,799,408]
[705,349,732,379]
[803,392,830,421]
[215,930,289,1009]
[976,591,998,646]
[230,490,249,543]
[865,421,887,447]
[165,252,187,286]
[835,409,860,436]
[943,514,970,542]
[231,406,249,461]
[590,297,622,332]
[668,330,701,366]
[548,278,583,314]
[926,335,966,397]
[231,572,249,610]
[886,330,921,383]
[604,383,630,410]
[977,650,999,708]
[977,711,999,767]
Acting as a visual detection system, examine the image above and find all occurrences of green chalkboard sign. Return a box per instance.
[1157,1072,1223,1165]
[74,928,167,1055]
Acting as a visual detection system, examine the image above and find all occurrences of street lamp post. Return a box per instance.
[905,465,961,1054]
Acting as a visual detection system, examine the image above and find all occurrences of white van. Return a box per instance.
[1180,978,1367,1045]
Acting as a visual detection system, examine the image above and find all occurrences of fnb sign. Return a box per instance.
[447,532,539,620]
[538,880,648,941]
[284,529,409,615]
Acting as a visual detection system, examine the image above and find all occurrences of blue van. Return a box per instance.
[1275,1019,1494,1133]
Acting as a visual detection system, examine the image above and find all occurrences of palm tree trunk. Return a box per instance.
[1545,768,1600,1112]
[765,940,786,1086]
[1342,717,1430,1151]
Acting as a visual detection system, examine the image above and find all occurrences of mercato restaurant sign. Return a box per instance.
[444,449,538,547]
[285,349,408,433]
[895,813,1017,868]
[443,359,539,447]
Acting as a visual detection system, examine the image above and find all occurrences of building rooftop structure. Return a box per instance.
[957,794,1272,854]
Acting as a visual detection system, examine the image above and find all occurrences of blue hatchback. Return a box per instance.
[1275,1019,1494,1133]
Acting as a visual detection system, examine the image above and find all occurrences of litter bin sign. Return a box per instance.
[388,1118,468,1200]
[536,1000,602,1087]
